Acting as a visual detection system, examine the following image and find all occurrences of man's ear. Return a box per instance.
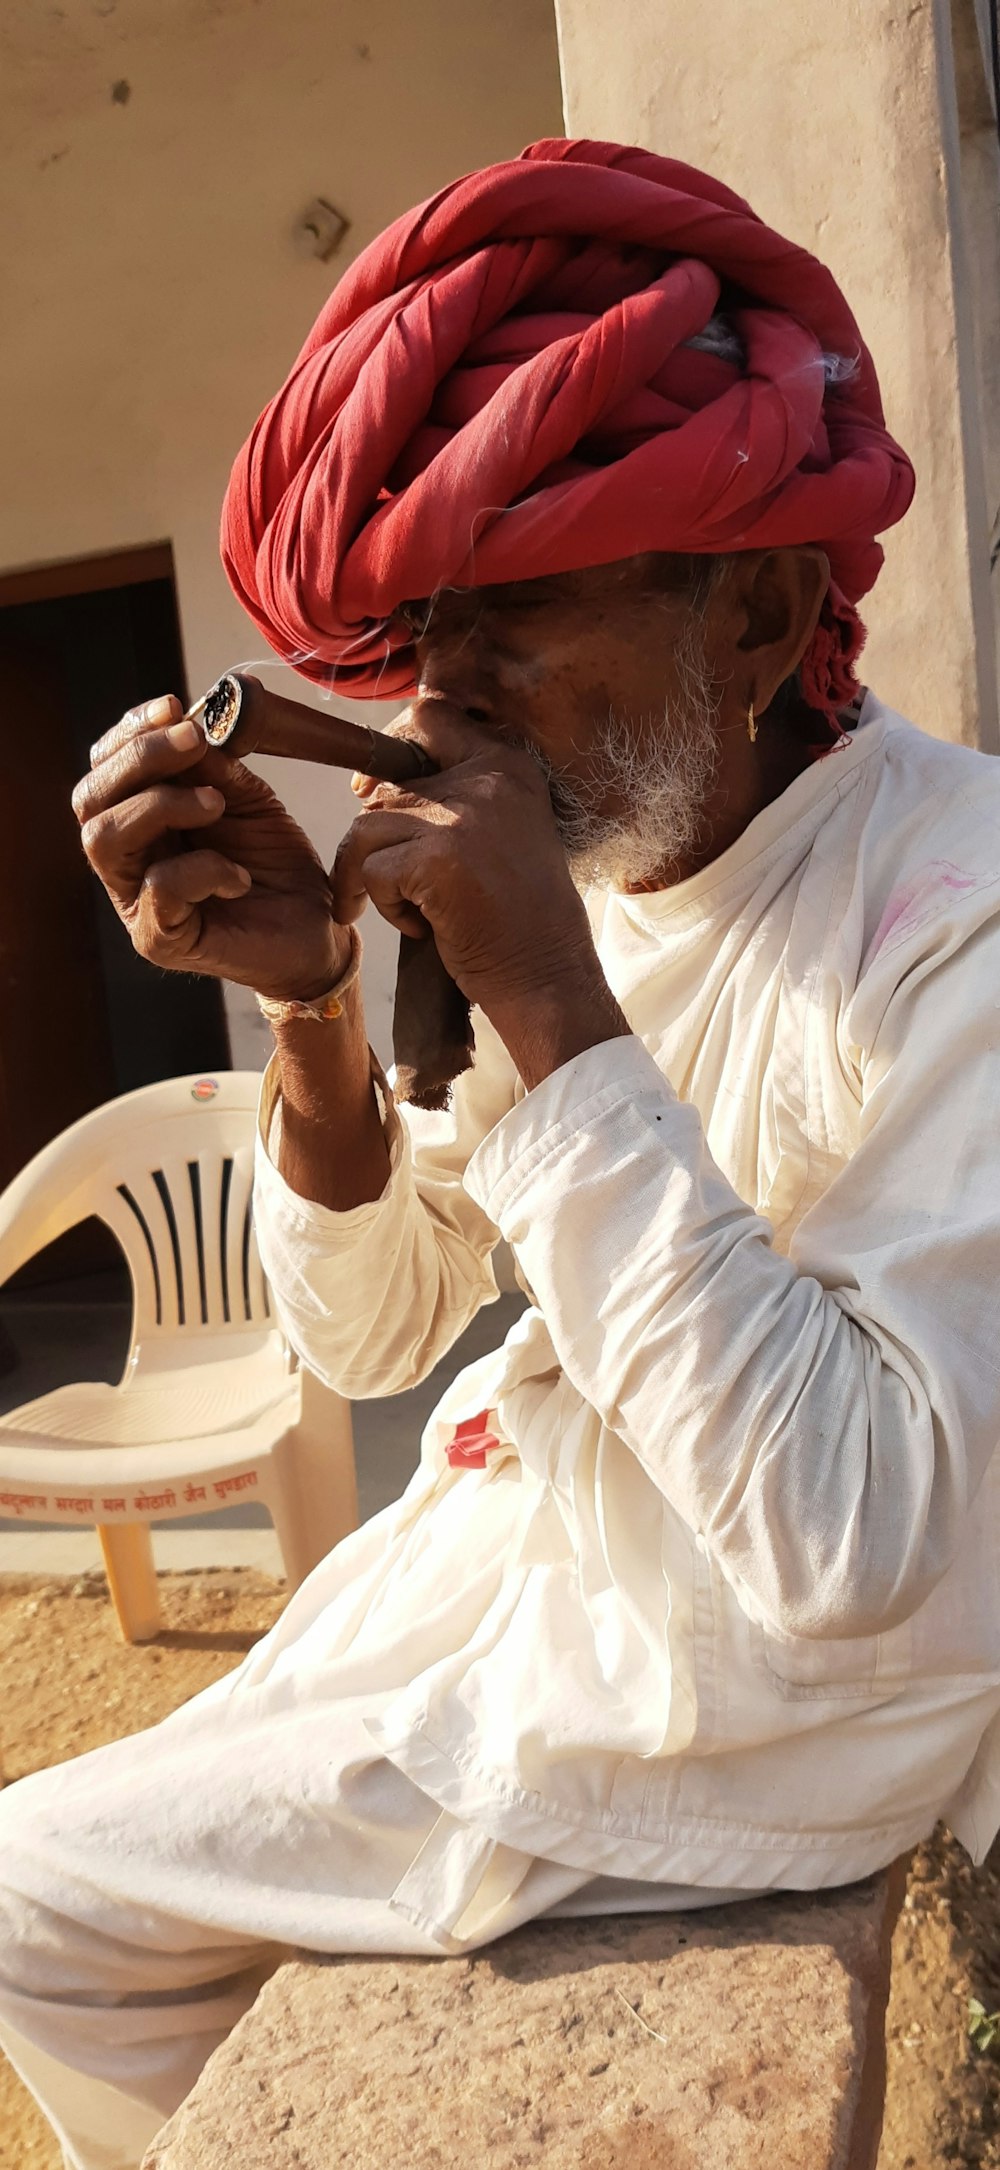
[735,548,831,712]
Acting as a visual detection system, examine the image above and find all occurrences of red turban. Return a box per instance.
[221,137,914,719]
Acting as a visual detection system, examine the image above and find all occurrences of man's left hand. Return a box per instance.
[332,698,631,1085]
[334,699,592,1009]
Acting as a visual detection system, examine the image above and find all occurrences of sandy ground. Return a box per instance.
[0,1568,998,2169]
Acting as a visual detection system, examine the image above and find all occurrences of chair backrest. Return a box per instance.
[0,1072,274,1348]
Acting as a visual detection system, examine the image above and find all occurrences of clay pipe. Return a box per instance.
[185,669,439,786]
[184,672,473,1114]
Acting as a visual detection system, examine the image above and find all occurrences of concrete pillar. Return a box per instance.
[554,0,1000,750]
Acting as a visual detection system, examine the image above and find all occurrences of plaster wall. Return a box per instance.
[1,0,563,1068]
[554,0,1000,751]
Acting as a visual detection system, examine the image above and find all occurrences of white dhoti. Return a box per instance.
[0,1535,755,2170]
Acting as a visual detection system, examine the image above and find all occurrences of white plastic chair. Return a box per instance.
[0,1072,357,1642]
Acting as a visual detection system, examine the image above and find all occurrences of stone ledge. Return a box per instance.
[143,1866,907,2170]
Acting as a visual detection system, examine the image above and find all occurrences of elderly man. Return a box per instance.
[2,137,1000,2169]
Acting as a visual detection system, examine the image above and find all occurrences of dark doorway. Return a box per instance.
[0,543,231,1286]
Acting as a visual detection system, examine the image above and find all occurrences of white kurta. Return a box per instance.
[6,691,1000,2170]
[249,691,1000,1924]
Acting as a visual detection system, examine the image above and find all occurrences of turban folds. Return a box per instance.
[221,137,915,719]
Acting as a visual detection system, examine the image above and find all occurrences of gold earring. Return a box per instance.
[747,701,758,744]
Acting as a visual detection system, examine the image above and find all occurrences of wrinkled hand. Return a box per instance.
[333,699,602,1021]
[73,694,352,1002]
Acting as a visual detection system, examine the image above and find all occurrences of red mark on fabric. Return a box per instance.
[446,1411,500,1469]
[870,861,978,957]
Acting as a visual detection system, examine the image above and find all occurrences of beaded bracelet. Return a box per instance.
[255,926,363,1025]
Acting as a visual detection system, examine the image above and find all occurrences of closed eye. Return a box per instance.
[397,598,434,637]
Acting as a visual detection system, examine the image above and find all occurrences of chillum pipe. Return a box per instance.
[186,669,440,786]
[185,671,473,1113]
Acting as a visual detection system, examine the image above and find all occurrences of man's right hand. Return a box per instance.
[73,692,354,1002]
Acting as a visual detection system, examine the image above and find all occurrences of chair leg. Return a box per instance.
[267,1459,356,1591]
[268,1392,359,1591]
[97,1522,161,1643]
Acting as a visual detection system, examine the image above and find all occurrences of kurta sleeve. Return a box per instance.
[463,875,1000,1643]
[252,1008,517,1398]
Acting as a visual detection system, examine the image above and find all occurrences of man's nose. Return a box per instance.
[416,617,498,725]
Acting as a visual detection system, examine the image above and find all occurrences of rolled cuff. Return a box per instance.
[463,1035,675,1227]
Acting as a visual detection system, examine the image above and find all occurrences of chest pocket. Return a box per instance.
[749,1613,914,1702]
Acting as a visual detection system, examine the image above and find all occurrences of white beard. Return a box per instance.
[533,656,722,892]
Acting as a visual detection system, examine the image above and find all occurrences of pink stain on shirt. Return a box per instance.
[870,860,979,958]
